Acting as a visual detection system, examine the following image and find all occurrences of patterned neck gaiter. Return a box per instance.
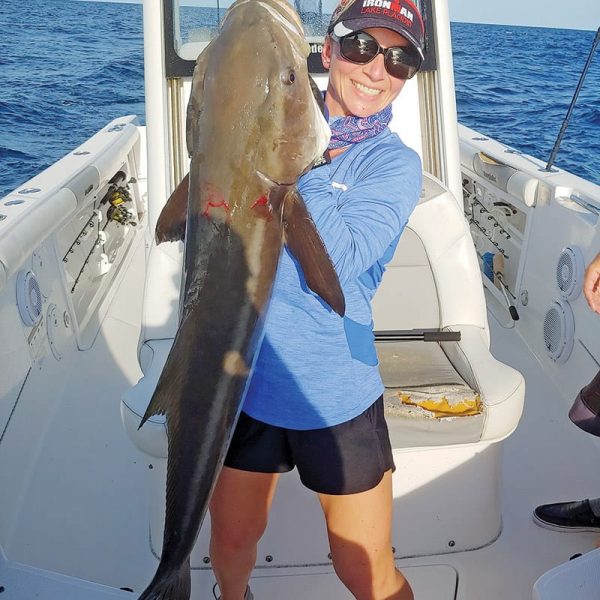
[327,104,393,151]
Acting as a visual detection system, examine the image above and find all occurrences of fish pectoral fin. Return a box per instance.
[282,188,345,317]
[156,173,189,244]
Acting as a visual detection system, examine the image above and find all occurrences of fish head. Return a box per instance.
[265,52,330,183]
[253,1,330,185]
[207,0,330,190]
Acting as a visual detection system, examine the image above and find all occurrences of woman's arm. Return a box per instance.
[299,145,422,285]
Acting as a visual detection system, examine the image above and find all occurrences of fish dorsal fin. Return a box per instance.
[281,188,345,316]
[155,173,189,244]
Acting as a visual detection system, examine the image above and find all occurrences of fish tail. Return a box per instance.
[138,560,191,600]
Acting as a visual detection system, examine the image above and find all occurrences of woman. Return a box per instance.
[210,1,425,598]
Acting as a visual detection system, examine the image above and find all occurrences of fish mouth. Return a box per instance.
[256,170,296,188]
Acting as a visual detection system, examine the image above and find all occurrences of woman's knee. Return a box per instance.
[209,468,277,552]
[209,507,268,553]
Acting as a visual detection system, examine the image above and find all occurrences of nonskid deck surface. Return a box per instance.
[0,561,133,599]
[1,241,157,593]
[196,565,457,599]
[4,246,600,598]
[425,301,600,599]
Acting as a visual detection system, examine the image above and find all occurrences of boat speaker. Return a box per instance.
[543,299,575,364]
[556,245,585,301]
[16,270,43,327]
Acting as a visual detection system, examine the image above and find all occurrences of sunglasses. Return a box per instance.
[332,30,422,80]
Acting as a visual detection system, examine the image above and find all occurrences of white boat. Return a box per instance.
[1,1,599,598]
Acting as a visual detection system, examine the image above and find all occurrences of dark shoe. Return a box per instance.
[533,499,600,532]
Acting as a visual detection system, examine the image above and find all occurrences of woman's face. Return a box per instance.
[322,27,409,118]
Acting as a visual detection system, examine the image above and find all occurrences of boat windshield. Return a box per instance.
[172,0,336,61]
[166,0,432,76]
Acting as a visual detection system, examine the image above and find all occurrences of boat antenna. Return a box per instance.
[544,27,600,172]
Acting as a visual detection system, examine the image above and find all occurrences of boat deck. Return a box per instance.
[2,246,599,599]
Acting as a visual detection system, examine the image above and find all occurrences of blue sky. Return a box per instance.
[449,0,600,31]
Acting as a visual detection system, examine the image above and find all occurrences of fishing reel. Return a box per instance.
[105,185,137,226]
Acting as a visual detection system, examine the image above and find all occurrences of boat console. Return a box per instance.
[115,0,528,593]
[121,169,524,570]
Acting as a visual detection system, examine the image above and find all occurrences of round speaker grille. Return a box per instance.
[16,270,43,327]
[543,299,575,363]
[556,245,585,301]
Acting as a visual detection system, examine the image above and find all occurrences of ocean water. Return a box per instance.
[452,22,600,183]
[0,0,144,197]
[0,0,599,198]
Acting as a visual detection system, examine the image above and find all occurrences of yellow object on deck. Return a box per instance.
[400,392,482,418]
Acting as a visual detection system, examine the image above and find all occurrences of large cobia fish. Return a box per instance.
[137,0,345,598]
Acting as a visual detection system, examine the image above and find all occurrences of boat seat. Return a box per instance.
[370,173,524,445]
[122,334,485,456]
[121,172,524,457]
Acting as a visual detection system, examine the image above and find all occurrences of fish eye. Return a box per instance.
[281,69,295,85]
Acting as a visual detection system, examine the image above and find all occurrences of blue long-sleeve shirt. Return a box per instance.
[242,128,422,429]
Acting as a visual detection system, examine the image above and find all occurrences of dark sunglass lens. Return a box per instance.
[385,58,416,79]
[386,62,410,79]
[385,47,422,79]
[341,33,378,64]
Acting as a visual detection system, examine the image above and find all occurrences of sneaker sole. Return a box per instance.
[532,512,600,533]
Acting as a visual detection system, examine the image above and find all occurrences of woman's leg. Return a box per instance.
[318,470,413,600]
[209,466,279,600]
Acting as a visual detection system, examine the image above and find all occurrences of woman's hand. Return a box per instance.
[584,251,600,315]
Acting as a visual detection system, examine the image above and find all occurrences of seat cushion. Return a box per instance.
[377,340,485,447]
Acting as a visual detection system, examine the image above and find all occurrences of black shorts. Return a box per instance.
[224,396,395,495]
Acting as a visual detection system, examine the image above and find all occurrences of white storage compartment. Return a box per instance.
[533,548,600,600]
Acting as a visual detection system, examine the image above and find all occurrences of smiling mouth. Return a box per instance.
[352,80,383,96]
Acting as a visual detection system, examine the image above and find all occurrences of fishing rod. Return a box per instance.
[544,26,600,172]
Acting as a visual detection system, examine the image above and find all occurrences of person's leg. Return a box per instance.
[569,369,600,436]
[209,466,279,600]
[318,470,413,600]
[210,408,295,599]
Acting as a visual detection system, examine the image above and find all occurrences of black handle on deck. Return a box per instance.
[375,329,461,342]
